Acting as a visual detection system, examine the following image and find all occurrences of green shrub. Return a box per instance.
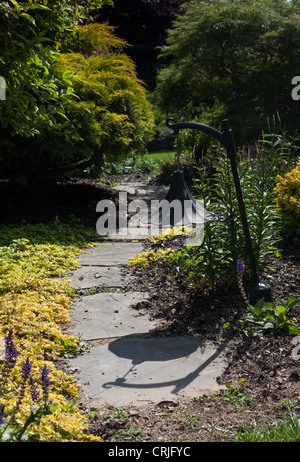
[99,153,157,177]
[149,152,197,186]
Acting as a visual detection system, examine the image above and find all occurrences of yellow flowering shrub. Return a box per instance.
[129,227,192,267]
[0,222,102,441]
[147,226,192,244]
[274,163,300,244]
[129,248,173,267]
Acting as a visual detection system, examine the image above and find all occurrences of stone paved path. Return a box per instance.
[65,182,227,408]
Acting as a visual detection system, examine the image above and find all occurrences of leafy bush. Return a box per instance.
[245,296,300,336]
[0,0,108,137]
[99,153,157,178]
[0,22,154,183]
[52,24,154,173]
[275,162,300,245]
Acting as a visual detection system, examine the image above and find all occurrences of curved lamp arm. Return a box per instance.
[166,117,225,145]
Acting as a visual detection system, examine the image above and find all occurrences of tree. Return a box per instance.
[93,0,188,90]
[30,24,154,178]
[155,0,300,144]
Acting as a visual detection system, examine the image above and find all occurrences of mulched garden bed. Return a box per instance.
[1,175,299,442]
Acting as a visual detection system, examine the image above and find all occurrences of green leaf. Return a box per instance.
[26,4,51,11]
[20,13,36,26]
[40,91,51,101]
[275,305,286,314]
[262,321,276,331]
[275,298,286,306]
[253,298,265,310]
[63,71,74,80]
[285,296,300,311]
[47,104,56,113]
[285,324,300,335]
[8,0,20,10]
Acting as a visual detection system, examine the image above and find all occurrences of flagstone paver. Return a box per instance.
[63,266,132,289]
[78,241,144,266]
[68,292,155,340]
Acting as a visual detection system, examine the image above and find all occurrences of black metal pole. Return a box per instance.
[221,120,259,284]
[166,118,271,304]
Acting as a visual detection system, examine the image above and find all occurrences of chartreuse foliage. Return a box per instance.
[0,0,111,136]
[0,220,101,441]
[275,162,300,245]
[129,248,173,267]
[128,227,193,267]
[50,23,154,174]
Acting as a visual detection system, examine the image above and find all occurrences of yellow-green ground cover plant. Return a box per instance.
[0,220,101,442]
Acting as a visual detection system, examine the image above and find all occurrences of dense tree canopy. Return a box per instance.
[155,0,300,144]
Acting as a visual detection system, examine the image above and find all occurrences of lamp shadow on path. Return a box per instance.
[102,335,229,396]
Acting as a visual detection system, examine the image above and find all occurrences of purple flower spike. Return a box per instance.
[29,377,41,403]
[40,365,50,389]
[237,258,245,278]
[0,405,5,426]
[21,358,32,382]
[5,330,18,369]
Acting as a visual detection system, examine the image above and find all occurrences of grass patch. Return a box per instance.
[144,150,176,163]
[237,402,300,442]
[144,150,176,175]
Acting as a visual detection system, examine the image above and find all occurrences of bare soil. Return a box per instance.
[1,175,299,442]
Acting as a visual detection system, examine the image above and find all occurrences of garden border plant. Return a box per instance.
[0,219,101,442]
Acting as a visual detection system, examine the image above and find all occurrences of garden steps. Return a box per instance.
[65,184,227,408]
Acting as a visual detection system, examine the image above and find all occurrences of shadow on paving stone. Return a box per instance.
[69,336,228,407]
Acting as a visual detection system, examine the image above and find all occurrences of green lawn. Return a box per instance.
[144,150,176,163]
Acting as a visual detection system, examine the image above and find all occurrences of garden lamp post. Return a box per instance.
[166,117,271,304]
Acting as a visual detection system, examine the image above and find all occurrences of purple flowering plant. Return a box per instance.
[236,258,249,306]
[0,330,52,442]
[236,258,245,279]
